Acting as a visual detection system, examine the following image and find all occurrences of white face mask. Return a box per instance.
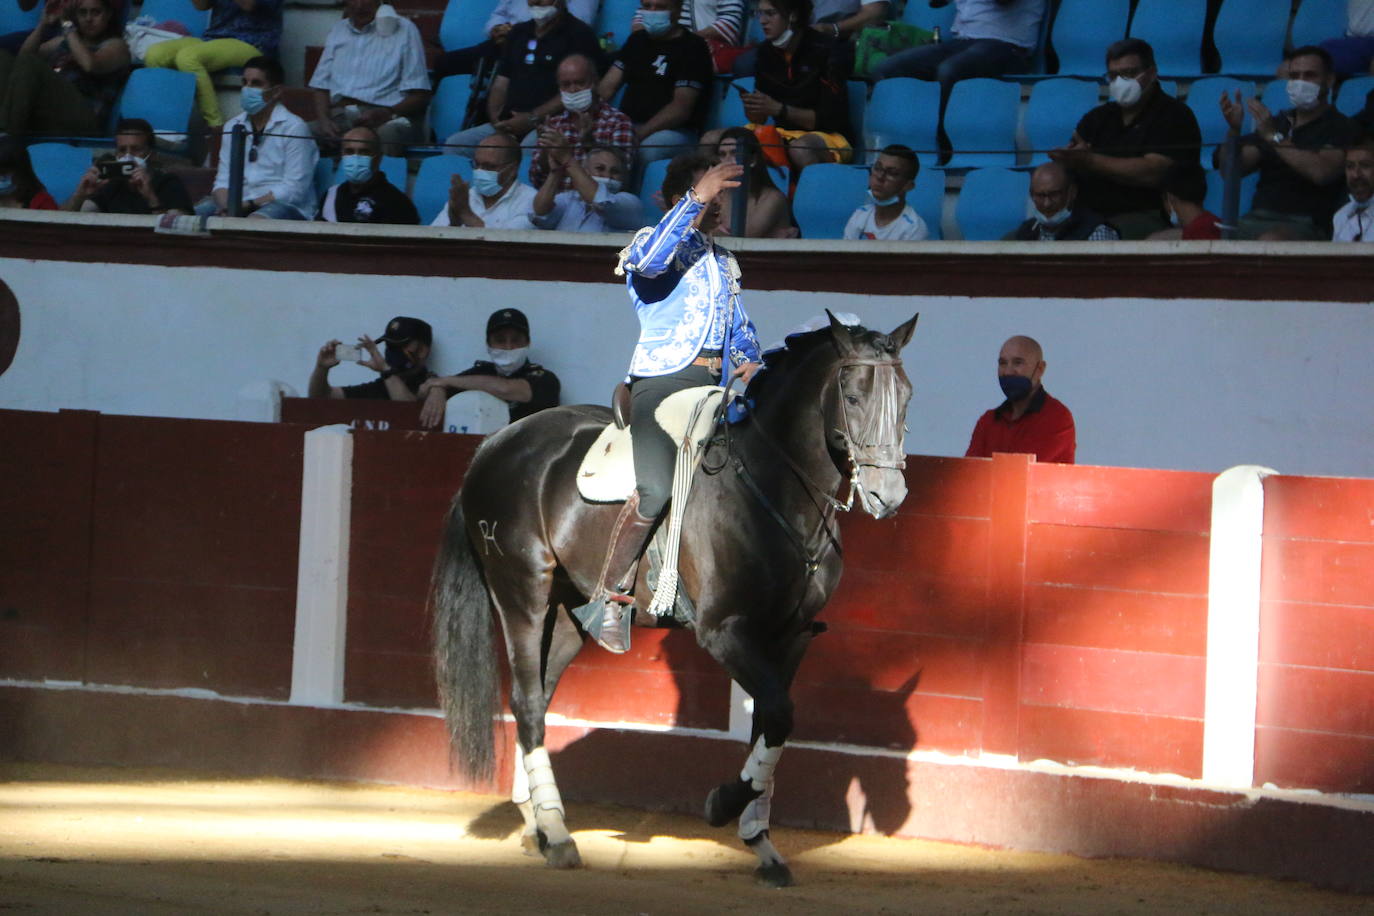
[1287,78,1322,111]
[1108,75,1143,107]
[488,346,529,376]
[560,88,593,112]
[118,154,148,170]
[528,2,557,21]
[594,175,622,194]
[1032,203,1071,228]
[770,27,793,47]
[374,4,400,35]
[1168,208,1181,226]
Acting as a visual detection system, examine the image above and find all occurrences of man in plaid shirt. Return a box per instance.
[529,54,637,189]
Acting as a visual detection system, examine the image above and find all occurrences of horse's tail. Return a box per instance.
[429,494,498,783]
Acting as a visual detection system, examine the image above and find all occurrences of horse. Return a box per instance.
[430,311,918,886]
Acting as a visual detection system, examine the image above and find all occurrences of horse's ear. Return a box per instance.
[827,309,858,357]
[888,313,919,351]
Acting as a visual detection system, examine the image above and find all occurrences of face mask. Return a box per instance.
[868,189,899,207]
[1033,204,1071,228]
[1168,208,1181,226]
[488,346,529,376]
[528,2,557,21]
[1351,194,1372,212]
[118,154,148,170]
[998,374,1033,401]
[771,27,794,47]
[240,86,268,115]
[594,175,623,194]
[340,154,374,184]
[641,8,673,34]
[1287,78,1322,111]
[375,6,399,35]
[1108,75,1142,107]
[0,174,13,197]
[560,88,593,112]
[471,168,506,197]
[384,344,413,371]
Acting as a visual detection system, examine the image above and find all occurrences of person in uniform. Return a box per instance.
[417,308,561,427]
[575,152,763,653]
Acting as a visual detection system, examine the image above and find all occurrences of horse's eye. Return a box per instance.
[845,395,860,406]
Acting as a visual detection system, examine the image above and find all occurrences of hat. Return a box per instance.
[486,308,530,337]
[377,316,432,345]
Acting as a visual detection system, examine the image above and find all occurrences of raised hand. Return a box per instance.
[316,339,342,369]
[358,335,387,373]
[691,161,744,204]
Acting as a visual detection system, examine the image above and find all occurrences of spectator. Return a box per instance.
[0,134,58,208]
[529,53,634,190]
[432,131,538,228]
[844,142,928,240]
[1153,163,1219,241]
[810,0,888,42]
[0,0,128,137]
[431,0,599,83]
[1051,38,1200,240]
[597,0,713,169]
[1332,132,1374,242]
[317,125,419,224]
[1008,161,1118,241]
[143,0,283,130]
[680,0,747,73]
[1282,0,1374,78]
[310,315,436,402]
[196,56,319,219]
[1216,46,1360,241]
[532,139,642,231]
[310,0,430,157]
[444,0,605,156]
[65,117,193,214]
[416,307,561,428]
[966,334,1074,464]
[714,126,794,237]
[707,0,852,172]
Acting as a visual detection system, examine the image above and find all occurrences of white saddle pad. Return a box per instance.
[577,385,726,502]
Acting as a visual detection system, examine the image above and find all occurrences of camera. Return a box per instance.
[335,343,362,362]
[97,159,135,181]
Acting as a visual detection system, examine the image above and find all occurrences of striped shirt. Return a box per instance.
[632,0,747,46]
[526,103,636,189]
[309,15,430,109]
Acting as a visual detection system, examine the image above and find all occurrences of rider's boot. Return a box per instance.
[575,494,657,654]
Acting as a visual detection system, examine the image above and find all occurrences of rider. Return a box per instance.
[575,154,764,654]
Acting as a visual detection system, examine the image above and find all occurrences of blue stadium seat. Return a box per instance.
[900,0,956,33]
[864,77,941,166]
[1187,77,1257,166]
[1261,78,1290,116]
[1290,0,1347,49]
[1204,168,1259,219]
[313,158,334,203]
[1213,0,1291,78]
[138,0,210,37]
[942,77,1020,169]
[1336,75,1374,117]
[911,166,944,239]
[333,155,409,192]
[1024,78,1099,166]
[1050,0,1129,77]
[411,154,474,223]
[955,167,1029,240]
[639,158,670,223]
[27,143,93,206]
[0,1,39,34]
[111,68,198,146]
[793,163,869,239]
[847,80,868,161]
[439,0,494,52]
[713,76,753,130]
[595,0,641,51]
[1127,0,1207,76]
[431,75,473,144]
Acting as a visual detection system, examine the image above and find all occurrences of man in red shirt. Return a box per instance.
[965,335,1076,464]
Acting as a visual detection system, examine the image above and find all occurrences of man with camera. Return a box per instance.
[309,315,437,401]
[64,118,193,215]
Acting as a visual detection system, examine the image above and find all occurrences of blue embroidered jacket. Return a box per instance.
[618,191,762,378]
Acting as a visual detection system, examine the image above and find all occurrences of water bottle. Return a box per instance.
[932,26,941,43]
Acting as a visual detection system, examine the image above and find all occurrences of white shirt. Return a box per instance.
[430,180,539,229]
[532,186,643,232]
[485,0,599,32]
[844,203,930,241]
[811,0,886,26]
[309,16,430,108]
[953,0,1046,49]
[1350,0,1374,37]
[212,106,320,219]
[1332,198,1374,241]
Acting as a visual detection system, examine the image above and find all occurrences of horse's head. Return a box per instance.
[823,311,918,520]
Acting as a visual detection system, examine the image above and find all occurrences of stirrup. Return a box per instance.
[571,593,633,654]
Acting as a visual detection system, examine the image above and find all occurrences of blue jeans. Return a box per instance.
[871,37,1031,94]
[195,197,306,219]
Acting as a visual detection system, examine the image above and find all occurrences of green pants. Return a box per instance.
[0,50,100,137]
[144,36,260,128]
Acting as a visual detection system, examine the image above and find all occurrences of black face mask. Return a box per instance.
[384,344,413,372]
[999,374,1033,401]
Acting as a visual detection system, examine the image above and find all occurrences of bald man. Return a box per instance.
[319,126,420,224]
[1009,162,1119,241]
[965,335,1076,464]
[431,133,538,229]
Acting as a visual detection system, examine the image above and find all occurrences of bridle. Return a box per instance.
[833,356,907,517]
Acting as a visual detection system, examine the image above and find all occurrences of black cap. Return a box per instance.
[486,308,529,337]
[377,316,432,345]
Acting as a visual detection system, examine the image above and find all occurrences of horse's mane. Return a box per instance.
[748,323,897,397]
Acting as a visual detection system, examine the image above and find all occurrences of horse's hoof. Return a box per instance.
[704,785,731,827]
[542,839,583,869]
[705,778,759,828]
[520,832,541,857]
[754,862,795,888]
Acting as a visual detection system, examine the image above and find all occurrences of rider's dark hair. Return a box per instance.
[662,152,716,208]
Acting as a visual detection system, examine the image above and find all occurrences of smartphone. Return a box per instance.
[97,159,134,181]
[335,343,362,362]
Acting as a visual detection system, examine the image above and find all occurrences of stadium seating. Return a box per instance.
[111,68,198,143]
[1212,0,1292,78]
[864,77,941,166]
[430,75,473,144]
[638,158,670,223]
[439,0,491,52]
[713,77,752,131]
[1261,78,1290,117]
[411,155,474,223]
[1203,168,1259,220]
[942,77,1020,169]
[792,162,869,239]
[0,1,39,34]
[1336,76,1374,118]
[1127,0,1207,76]
[595,0,641,52]
[1049,0,1129,77]
[1024,78,1099,166]
[911,166,945,239]
[847,80,868,162]
[1187,77,1257,166]
[138,0,210,38]
[27,143,93,206]
[332,155,409,192]
[1289,0,1347,49]
[954,167,1029,240]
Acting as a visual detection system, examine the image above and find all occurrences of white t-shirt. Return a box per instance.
[843,203,930,241]
[953,0,1046,49]
[1350,0,1374,37]
[430,181,538,230]
[1331,198,1374,241]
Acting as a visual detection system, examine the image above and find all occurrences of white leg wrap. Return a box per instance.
[739,736,783,792]
[523,746,565,816]
[738,790,772,842]
[511,744,531,806]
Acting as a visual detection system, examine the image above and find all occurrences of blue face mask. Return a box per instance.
[868,189,899,207]
[998,374,1033,401]
[0,174,14,197]
[641,9,673,34]
[340,154,374,184]
[471,168,505,198]
[240,86,268,116]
